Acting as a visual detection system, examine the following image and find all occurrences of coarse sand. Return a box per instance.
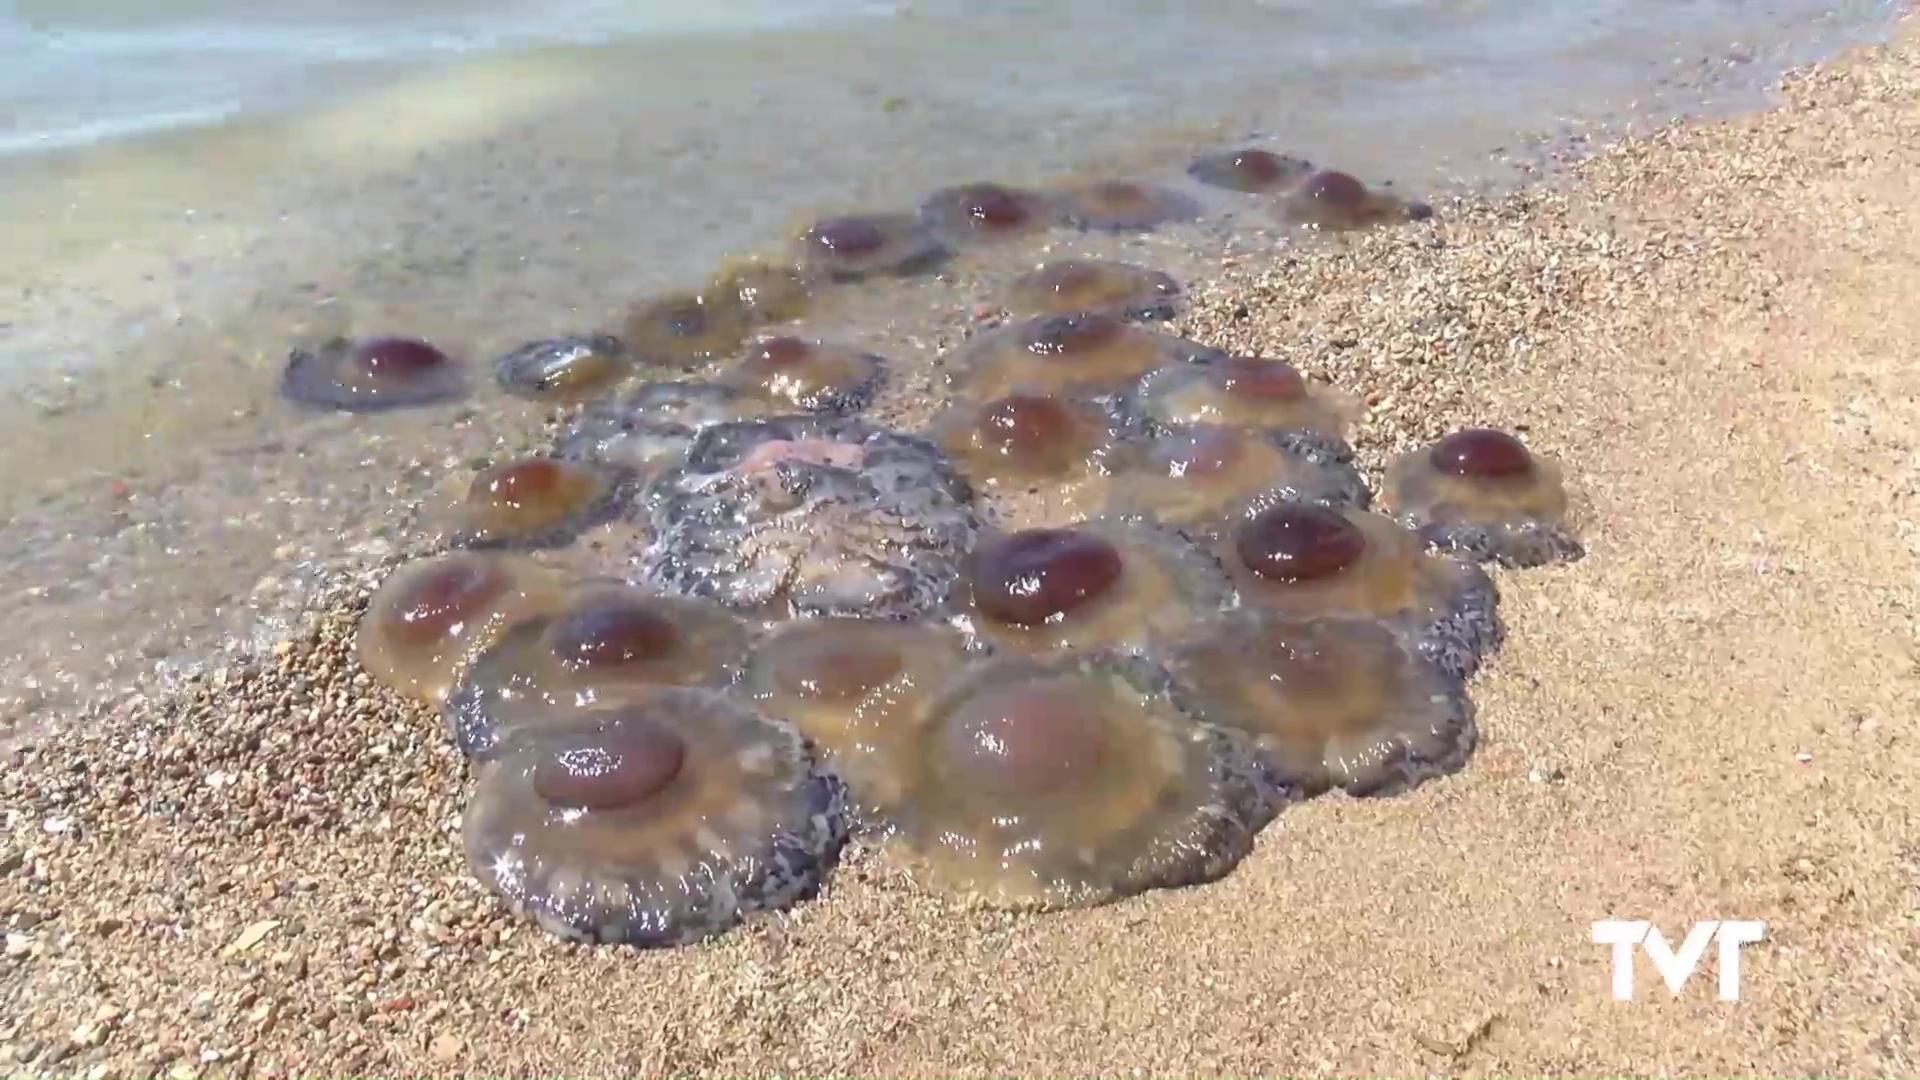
[6,16,1920,1080]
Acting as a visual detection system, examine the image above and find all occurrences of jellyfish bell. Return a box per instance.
[720,335,888,416]
[947,312,1214,401]
[1278,170,1432,232]
[1003,260,1184,322]
[281,334,466,411]
[918,182,1058,246]
[616,291,753,369]
[1133,356,1362,454]
[429,455,632,550]
[705,259,818,325]
[795,213,946,281]
[555,380,779,480]
[356,551,564,705]
[1186,147,1314,193]
[493,335,631,403]
[1052,179,1202,232]
[1102,423,1370,535]
[1382,427,1584,567]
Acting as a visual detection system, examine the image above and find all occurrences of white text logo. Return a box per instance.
[1591,920,1766,1001]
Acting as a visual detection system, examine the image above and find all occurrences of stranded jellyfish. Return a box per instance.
[1169,611,1475,798]
[1104,424,1369,535]
[637,416,978,621]
[618,292,752,369]
[706,260,817,325]
[1222,503,1502,680]
[740,618,969,812]
[356,551,561,705]
[445,456,630,549]
[931,392,1119,493]
[949,312,1216,401]
[463,693,847,946]
[493,335,630,403]
[444,583,750,761]
[1382,428,1583,568]
[1186,147,1313,193]
[960,518,1230,657]
[281,335,465,412]
[796,213,945,281]
[556,380,777,478]
[1135,355,1361,462]
[1053,180,1201,232]
[919,182,1057,245]
[1279,170,1434,231]
[874,651,1280,908]
[721,335,888,416]
[1003,260,1183,322]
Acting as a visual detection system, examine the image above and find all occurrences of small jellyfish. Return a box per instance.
[1187,147,1314,193]
[356,551,562,705]
[617,292,751,369]
[720,335,887,416]
[919,182,1057,245]
[1169,611,1476,798]
[706,260,817,325]
[463,693,847,947]
[638,416,978,621]
[556,380,777,477]
[281,335,465,412]
[1134,355,1361,463]
[796,213,946,281]
[959,517,1230,657]
[1053,180,1201,232]
[1003,260,1184,322]
[1382,428,1584,568]
[874,651,1281,908]
[1221,503,1503,680]
[445,456,631,550]
[493,335,631,403]
[1104,424,1369,535]
[930,391,1120,491]
[444,583,750,761]
[740,618,969,811]
[1279,170,1432,231]
[949,312,1216,401]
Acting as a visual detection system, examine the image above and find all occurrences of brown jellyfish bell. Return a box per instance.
[462,692,847,946]
[1052,179,1201,232]
[929,391,1119,513]
[718,335,888,416]
[957,517,1231,657]
[1186,147,1314,193]
[443,582,750,761]
[1382,427,1584,568]
[870,650,1282,909]
[493,335,631,403]
[1103,423,1370,537]
[1278,169,1435,231]
[1220,502,1502,681]
[616,291,753,369]
[356,551,563,705]
[740,617,970,812]
[918,182,1058,246]
[1168,610,1475,798]
[947,312,1215,401]
[281,334,466,411]
[795,213,946,281]
[1134,355,1360,452]
[1003,260,1183,322]
[706,258,817,325]
[432,455,632,550]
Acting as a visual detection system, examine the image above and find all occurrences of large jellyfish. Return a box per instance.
[441,456,633,550]
[1381,427,1584,568]
[1051,180,1201,232]
[718,335,888,417]
[795,213,946,281]
[281,335,466,412]
[919,182,1059,246]
[1002,260,1183,322]
[1186,147,1314,194]
[947,313,1219,401]
[555,380,778,478]
[356,551,563,705]
[1102,423,1370,536]
[493,336,632,404]
[1132,355,1361,465]
[1278,170,1435,231]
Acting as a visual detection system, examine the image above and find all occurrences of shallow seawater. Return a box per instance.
[0,0,1899,737]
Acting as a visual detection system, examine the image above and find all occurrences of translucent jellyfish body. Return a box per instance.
[949,313,1216,401]
[493,335,631,403]
[919,182,1058,245]
[930,392,1120,493]
[1053,180,1201,232]
[1186,148,1314,194]
[445,583,751,761]
[958,518,1230,657]
[875,651,1281,908]
[1382,428,1584,568]
[556,380,776,478]
[1278,170,1434,231]
[1221,503,1503,680]
[706,260,817,325]
[281,335,465,411]
[463,694,847,947]
[796,213,945,281]
[444,456,631,550]
[1169,611,1476,798]
[1003,260,1183,322]
[719,336,887,416]
[356,551,561,705]
[636,416,978,621]
[617,293,751,369]
[1134,355,1361,462]
[739,618,969,812]
[1103,424,1369,535]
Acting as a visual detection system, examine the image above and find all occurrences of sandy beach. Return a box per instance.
[5,12,1920,1078]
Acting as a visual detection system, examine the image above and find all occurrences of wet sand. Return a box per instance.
[6,13,1920,1079]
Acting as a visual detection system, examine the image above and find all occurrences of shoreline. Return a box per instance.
[6,13,1920,1079]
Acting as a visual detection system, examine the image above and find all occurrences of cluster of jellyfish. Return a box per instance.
[282,145,1581,948]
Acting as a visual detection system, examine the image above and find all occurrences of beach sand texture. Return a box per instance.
[5,15,1920,1080]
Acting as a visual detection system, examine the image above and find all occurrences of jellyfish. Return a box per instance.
[919,182,1058,245]
[1103,423,1369,536]
[870,650,1282,908]
[958,517,1231,657]
[444,583,750,761]
[1186,147,1314,193]
[1278,170,1434,231]
[356,551,563,705]
[795,213,946,281]
[1381,428,1583,568]
[441,456,632,550]
[1220,502,1503,680]
[555,380,778,478]
[616,292,752,369]
[739,617,970,812]
[281,335,465,412]
[493,335,631,403]
[1133,355,1361,464]
[1052,180,1201,232]
[948,313,1218,401]
[705,260,817,325]
[463,693,847,947]
[1168,611,1476,798]
[720,335,888,416]
[1003,260,1184,322]
[636,416,978,621]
